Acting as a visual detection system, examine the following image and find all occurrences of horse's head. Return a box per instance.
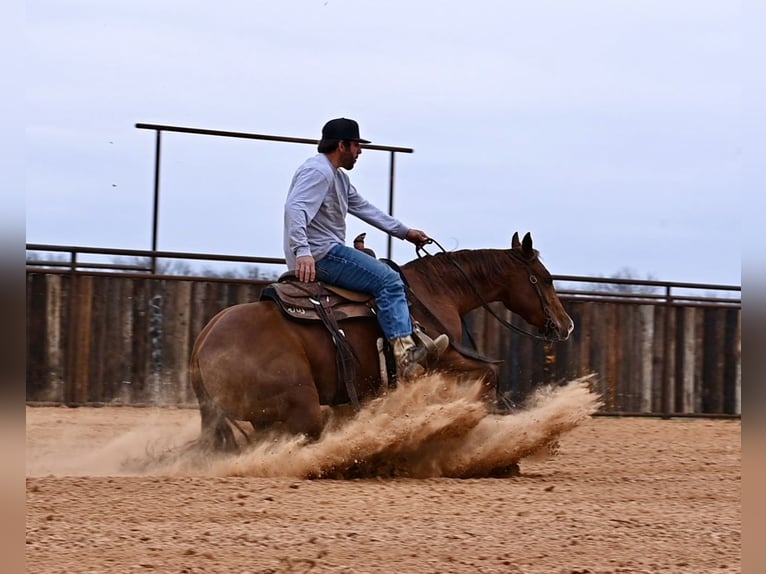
[505,232,574,341]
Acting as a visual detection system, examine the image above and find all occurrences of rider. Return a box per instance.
[283,117,448,380]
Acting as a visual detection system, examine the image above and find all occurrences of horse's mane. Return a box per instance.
[404,248,537,297]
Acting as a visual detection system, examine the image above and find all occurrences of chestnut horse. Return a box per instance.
[190,232,573,450]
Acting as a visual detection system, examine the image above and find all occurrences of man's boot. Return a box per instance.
[391,335,428,381]
[433,334,450,355]
[413,328,450,361]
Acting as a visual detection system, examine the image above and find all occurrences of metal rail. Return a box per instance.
[26,243,741,306]
[135,122,414,265]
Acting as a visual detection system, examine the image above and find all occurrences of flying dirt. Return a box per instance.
[123,374,602,479]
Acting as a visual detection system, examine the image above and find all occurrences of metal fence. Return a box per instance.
[134,122,414,265]
[26,245,740,417]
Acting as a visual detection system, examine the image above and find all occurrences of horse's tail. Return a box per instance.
[190,353,240,452]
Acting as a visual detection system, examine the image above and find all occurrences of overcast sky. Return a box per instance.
[24,0,753,286]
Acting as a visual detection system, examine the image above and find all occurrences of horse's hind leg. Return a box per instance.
[191,355,239,452]
[199,399,239,452]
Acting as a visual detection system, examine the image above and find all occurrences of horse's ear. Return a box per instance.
[511,232,521,249]
[522,232,533,256]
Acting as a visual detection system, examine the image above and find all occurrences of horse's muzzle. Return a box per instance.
[544,315,575,342]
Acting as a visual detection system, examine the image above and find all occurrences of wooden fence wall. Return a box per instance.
[26,272,741,415]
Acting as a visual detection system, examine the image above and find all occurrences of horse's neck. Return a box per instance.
[405,251,507,315]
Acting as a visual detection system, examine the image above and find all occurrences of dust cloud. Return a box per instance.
[130,373,602,479]
[25,409,201,477]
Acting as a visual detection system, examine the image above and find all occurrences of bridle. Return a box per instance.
[416,238,559,343]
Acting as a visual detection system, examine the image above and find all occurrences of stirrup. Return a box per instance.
[413,325,449,361]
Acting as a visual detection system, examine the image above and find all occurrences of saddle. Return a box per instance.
[259,274,376,323]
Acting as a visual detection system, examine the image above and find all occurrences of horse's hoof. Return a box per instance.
[488,463,521,478]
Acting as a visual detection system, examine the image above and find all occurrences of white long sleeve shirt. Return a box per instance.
[283,154,409,270]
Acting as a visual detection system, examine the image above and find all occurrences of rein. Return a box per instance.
[405,287,503,365]
[416,239,557,343]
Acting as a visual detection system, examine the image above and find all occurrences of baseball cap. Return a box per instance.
[320,118,371,143]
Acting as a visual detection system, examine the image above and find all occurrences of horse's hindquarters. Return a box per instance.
[192,303,324,434]
[191,302,383,439]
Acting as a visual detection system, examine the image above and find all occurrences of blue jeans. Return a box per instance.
[315,244,412,340]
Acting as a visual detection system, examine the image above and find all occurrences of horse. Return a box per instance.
[190,232,573,450]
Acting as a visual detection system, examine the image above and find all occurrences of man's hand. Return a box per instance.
[405,229,430,248]
[296,255,316,283]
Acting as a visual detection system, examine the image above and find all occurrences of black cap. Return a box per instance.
[321,118,371,144]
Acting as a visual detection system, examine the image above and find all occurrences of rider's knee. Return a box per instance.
[380,275,405,297]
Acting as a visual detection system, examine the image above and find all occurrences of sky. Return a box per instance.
[23,0,756,287]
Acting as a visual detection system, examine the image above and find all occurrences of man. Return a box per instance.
[283,117,448,380]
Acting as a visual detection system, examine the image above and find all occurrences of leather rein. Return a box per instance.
[415,239,558,343]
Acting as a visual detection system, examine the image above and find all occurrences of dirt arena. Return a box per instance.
[26,375,741,574]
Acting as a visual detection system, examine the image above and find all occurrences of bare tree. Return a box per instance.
[590,267,661,295]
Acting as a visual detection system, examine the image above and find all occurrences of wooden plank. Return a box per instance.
[118,279,135,403]
[189,281,208,352]
[681,307,696,413]
[235,282,253,305]
[605,304,618,410]
[619,305,632,411]
[618,305,641,412]
[72,275,93,404]
[98,278,115,401]
[702,308,725,413]
[638,305,654,413]
[163,281,192,404]
[88,276,107,403]
[131,280,150,402]
[669,306,679,414]
[216,283,231,318]
[693,309,705,413]
[105,278,125,401]
[45,274,64,402]
[26,274,48,400]
[578,302,592,377]
[651,306,665,413]
[179,280,194,404]
[204,281,223,325]
[733,310,741,415]
[147,279,165,404]
[158,280,174,405]
[723,309,741,415]
[588,302,607,407]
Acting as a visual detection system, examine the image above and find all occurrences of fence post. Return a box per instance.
[661,285,673,418]
[151,129,162,275]
[387,150,396,260]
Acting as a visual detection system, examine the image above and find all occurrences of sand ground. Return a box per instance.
[26,379,740,574]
